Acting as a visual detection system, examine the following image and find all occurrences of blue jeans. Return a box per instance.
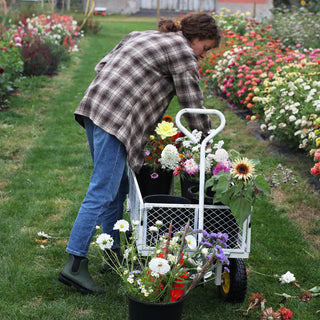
[66,117,128,257]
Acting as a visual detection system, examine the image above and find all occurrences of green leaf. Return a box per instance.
[308,286,320,293]
[275,293,294,298]
[255,175,271,194]
[229,196,251,225]
[216,176,230,194]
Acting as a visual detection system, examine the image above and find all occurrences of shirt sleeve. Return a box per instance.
[172,70,211,134]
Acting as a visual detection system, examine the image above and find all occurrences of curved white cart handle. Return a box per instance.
[175,108,226,143]
[175,108,226,235]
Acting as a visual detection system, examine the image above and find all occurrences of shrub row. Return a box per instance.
[0,13,83,106]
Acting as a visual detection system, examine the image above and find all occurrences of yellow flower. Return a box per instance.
[310,149,316,157]
[150,135,155,140]
[316,137,320,147]
[231,157,255,181]
[301,0,306,5]
[155,121,177,139]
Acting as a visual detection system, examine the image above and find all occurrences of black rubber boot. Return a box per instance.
[58,255,105,295]
[100,248,123,274]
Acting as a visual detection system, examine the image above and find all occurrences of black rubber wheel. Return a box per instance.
[218,258,247,303]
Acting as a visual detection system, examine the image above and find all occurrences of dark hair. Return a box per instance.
[158,13,221,47]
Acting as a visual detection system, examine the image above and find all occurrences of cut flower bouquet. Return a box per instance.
[94,219,229,304]
[172,134,270,223]
[143,116,182,175]
[173,128,217,178]
[205,141,271,224]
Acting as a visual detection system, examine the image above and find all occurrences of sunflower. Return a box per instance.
[231,157,255,181]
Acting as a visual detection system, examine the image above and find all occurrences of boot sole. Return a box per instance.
[58,273,93,295]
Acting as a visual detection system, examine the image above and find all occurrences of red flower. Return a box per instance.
[278,307,293,320]
[311,162,320,176]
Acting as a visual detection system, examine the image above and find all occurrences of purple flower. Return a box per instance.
[195,229,209,238]
[215,251,227,263]
[199,241,213,247]
[213,163,230,175]
[217,232,229,243]
[150,173,159,179]
[215,244,228,263]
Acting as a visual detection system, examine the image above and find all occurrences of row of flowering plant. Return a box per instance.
[311,148,320,179]
[200,11,320,181]
[16,13,84,52]
[1,13,84,101]
[94,219,229,303]
[0,25,24,105]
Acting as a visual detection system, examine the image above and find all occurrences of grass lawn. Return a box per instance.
[0,15,319,320]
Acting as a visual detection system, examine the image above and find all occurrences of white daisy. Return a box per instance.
[185,235,197,250]
[113,219,130,232]
[279,271,296,284]
[96,233,114,250]
[149,226,158,233]
[149,257,170,275]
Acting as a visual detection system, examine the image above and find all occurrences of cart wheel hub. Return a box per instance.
[221,271,231,294]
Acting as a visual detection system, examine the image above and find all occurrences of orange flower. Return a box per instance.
[162,115,173,122]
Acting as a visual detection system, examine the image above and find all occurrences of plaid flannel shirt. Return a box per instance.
[74,30,211,173]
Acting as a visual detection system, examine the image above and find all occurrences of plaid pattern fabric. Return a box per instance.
[75,30,211,173]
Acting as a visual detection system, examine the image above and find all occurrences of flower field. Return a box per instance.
[200,9,320,181]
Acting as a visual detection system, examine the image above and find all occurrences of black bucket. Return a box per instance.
[136,165,173,198]
[128,294,187,320]
[186,185,218,205]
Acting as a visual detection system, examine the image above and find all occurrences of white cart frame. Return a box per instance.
[127,109,252,286]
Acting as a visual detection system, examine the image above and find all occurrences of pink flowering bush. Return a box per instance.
[0,13,84,95]
[12,13,84,76]
[17,13,83,53]
[311,148,320,180]
[0,24,24,105]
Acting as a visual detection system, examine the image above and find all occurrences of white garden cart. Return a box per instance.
[127,109,251,303]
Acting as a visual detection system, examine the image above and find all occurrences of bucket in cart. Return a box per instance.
[136,165,173,197]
